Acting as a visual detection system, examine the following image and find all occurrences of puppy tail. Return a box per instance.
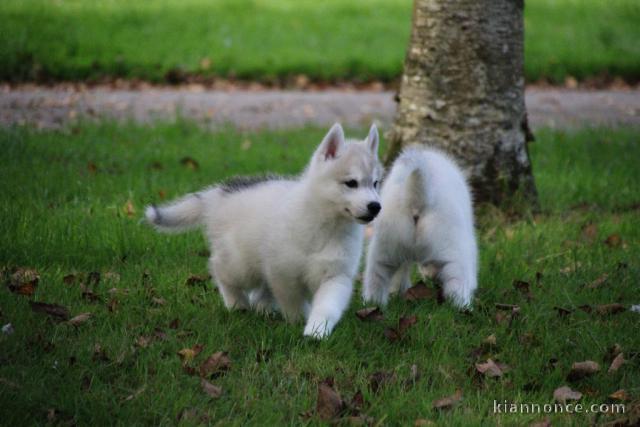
[407,167,427,209]
[145,189,212,233]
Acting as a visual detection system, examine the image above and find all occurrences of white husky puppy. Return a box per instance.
[146,124,383,338]
[363,145,477,308]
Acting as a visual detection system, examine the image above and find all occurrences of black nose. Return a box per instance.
[367,202,381,216]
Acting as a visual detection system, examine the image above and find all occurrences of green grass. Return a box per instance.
[1,0,639,84]
[0,123,639,425]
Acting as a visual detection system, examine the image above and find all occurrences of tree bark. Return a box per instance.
[386,0,537,207]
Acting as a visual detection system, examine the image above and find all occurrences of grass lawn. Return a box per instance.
[1,123,639,425]
[1,0,639,84]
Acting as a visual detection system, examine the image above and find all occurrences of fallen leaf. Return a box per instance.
[606,343,623,362]
[62,274,77,285]
[180,157,199,170]
[355,307,384,321]
[567,361,600,381]
[414,419,435,426]
[200,378,222,399]
[384,327,401,342]
[29,301,70,321]
[369,371,396,393]
[475,359,511,378]
[135,336,152,348]
[123,200,136,217]
[608,353,625,373]
[185,274,210,287]
[7,268,40,296]
[87,162,98,174]
[586,273,609,289]
[103,271,120,283]
[595,304,626,315]
[530,417,552,427]
[399,315,418,333]
[483,334,497,347]
[608,389,628,401]
[554,385,582,403]
[554,306,573,317]
[581,222,598,242]
[513,280,533,300]
[177,344,204,364]
[495,304,520,326]
[432,389,463,410]
[604,234,622,248]
[317,381,344,420]
[67,312,92,326]
[578,304,593,314]
[151,296,166,306]
[403,282,438,301]
[199,351,231,377]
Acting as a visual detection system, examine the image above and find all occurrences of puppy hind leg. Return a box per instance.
[438,261,473,309]
[210,257,249,310]
[363,258,396,306]
[249,284,277,314]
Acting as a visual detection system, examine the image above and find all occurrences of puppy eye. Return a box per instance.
[374,180,379,189]
[344,179,358,189]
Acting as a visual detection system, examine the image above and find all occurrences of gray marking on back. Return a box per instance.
[219,174,288,194]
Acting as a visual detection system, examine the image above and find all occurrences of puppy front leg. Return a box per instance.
[303,275,352,339]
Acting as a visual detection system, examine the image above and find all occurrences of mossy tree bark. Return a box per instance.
[386,0,537,207]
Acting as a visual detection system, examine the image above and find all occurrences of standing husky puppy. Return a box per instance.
[363,146,477,308]
[146,124,383,338]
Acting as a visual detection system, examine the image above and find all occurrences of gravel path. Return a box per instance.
[1,85,639,130]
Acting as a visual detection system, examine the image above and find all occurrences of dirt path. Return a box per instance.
[1,85,639,130]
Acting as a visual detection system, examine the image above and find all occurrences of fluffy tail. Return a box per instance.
[145,190,210,232]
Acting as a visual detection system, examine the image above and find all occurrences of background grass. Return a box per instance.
[1,0,639,84]
[0,123,639,425]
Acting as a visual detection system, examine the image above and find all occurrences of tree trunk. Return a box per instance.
[386,0,537,207]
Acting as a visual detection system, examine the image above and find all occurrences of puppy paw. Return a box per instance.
[303,319,332,339]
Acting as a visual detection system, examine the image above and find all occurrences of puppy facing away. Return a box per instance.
[146,124,383,338]
[363,145,478,308]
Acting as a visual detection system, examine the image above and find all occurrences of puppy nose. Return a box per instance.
[367,201,381,216]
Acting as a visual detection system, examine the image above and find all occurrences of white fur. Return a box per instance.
[146,124,383,338]
[363,145,478,308]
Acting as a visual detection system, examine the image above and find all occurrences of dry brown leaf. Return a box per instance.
[567,361,600,381]
[432,389,463,410]
[200,378,222,399]
[7,268,40,296]
[595,303,626,315]
[135,336,152,348]
[180,157,199,170]
[369,371,396,393]
[316,382,344,420]
[608,389,628,401]
[608,353,625,373]
[475,359,511,378]
[355,307,384,321]
[554,385,582,403]
[414,419,435,426]
[199,351,231,378]
[581,222,598,242]
[185,274,210,287]
[62,274,77,285]
[399,315,418,333]
[513,280,533,300]
[29,301,70,321]
[604,233,622,248]
[67,312,92,326]
[483,334,497,347]
[586,273,609,289]
[403,282,438,301]
[177,343,204,364]
[606,343,623,361]
[123,200,136,217]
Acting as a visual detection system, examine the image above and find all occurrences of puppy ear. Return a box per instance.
[366,123,379,155]
[317,123,345,161]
